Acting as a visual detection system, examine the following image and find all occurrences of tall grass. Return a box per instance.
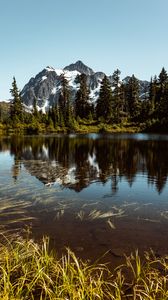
[0,235,167,299]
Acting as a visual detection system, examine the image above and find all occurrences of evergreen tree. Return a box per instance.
[96,75,113,121]
[0,105,2,123]
[120,82,128,118]
[159,67,167,87]
[58,73,70,125]
[148,77,156,115]
[138,78,154,122]
[158,68,168,118]
[10,77,23,123]
[124,75,141,120]
[49,104,59,128]
[161,80,168,118]
[75,74,91,119]
[33,97,39,118]
[111,69,124,122]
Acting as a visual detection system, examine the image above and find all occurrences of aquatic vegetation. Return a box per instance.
[55,209,65,220]
[88,207,125,220]
[161,210,168,219]
[134,203,153,212]
[88,209,102,219]
[0,236,167,299]
[137,217,160,223]
[75,207,126,231]
[106,218,116,230]
[76,210,85,221]
[82,201,99,208]
[121,202,137,207]
[0,197,36,234]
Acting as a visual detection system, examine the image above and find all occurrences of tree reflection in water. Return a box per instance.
[0,134,168,194]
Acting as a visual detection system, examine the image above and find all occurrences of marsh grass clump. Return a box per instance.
[119,250,168,299]
[0,235,112,299]
[0,236,167,299]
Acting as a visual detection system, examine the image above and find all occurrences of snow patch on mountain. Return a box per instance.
[89,83,101,103]
[64,70,80,88]
[41,75,47,82]
[45,66,56,72]
[51,87,57,95]
[40,99,50,113]
[19,61,150,112]
[55,69,64,76]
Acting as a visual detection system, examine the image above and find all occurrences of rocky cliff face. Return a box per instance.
[64,60,95,75]
[21,67,62,109]
[21,61,149,112]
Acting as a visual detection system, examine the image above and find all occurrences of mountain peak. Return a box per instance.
[64,60,94,75]
[45,66,55,72]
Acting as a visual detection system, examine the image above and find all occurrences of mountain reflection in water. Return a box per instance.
[1,134,168,261]
[1,133,168,194]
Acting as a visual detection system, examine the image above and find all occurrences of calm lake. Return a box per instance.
[1,133,168,263]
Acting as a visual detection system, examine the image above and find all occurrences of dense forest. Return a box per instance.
[0,67,168,133]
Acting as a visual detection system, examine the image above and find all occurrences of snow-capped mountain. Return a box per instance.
[64,60,95,76]
[20,61,149,112]
[21,61,105,112]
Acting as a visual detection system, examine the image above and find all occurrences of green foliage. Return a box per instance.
[0,236,167,299]
[10,77,23,124]
[111,69,125,123]
[33,96,39,118]
[0,236,112,299]
[75,73,92,119]
[3,67,168,133]
[58,73,71,124]
[96,75,113,121]
[124,75,141,121]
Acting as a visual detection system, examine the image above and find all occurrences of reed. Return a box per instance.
[0,235,167,299]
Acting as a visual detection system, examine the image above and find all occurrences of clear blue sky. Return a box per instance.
[1,0,168,99]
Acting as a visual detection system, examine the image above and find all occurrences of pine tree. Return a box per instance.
[159,67,167,87]
[161,80,168,119]
[10,77,23,123]
[124,75,141,121]
[47,107,52,125]
[149,77,155,113]
[139,78,154,122]
[33,97,39,118]
[0,105,2,123]
[58,73,70,125]
[75,74,91,119]
[49,104,58,128]
[111,69,123,122]
[158,68,168,119]
[120,82,128,119]
[96,75,113,122]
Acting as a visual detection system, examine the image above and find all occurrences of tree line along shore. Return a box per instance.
[0,67,168,134]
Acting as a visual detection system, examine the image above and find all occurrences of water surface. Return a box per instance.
[1,133,168,262]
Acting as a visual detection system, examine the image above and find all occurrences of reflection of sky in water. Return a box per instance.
[0,151,13,169]
[0,155,167,210]
[0,152,14,188]
[0,134,168,229]
[98,133,168,141]
[74,173,168,204]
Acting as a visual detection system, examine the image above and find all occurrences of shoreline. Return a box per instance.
[0,123,158,136]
